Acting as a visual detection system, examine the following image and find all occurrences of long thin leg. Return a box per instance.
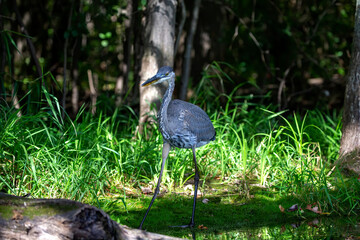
[170,146,199,228]
[139,142,170,229]
[189,146,199,227]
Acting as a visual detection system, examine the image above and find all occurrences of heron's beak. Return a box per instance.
[141,74,161,87]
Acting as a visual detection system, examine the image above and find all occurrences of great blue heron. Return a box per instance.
[139,66,216,229]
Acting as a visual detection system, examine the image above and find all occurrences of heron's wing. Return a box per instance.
[167,99,215,143]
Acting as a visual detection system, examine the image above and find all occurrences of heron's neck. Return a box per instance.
[158,77,175,135]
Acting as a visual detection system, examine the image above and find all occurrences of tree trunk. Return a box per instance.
[174,0,186,58]
[0,193,184,240]
[70,2,82,117]
[12,1,42,79]
[0,6,6,101]
[88,69,97,115]
[62,0,75,119]
[138,0,177,133]
[11,80,22,117]
[115,0,133,107]
[71,55,80,116]
[179,0,201,101]
[71,35,81,117]
[339,0,360,175]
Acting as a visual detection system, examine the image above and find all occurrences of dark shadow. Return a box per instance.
[105,191,360,239]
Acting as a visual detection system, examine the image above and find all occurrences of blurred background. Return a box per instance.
[0,0,354,116]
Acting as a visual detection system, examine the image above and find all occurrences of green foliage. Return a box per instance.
[0,81,358,216]
[0,75,359,239]
[0,87,142,202]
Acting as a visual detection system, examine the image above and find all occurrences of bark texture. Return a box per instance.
[0,193,184,240]
[138,0,177,133]
[339,0,360,175]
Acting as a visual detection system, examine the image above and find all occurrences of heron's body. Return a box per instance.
[139,66,215,229]
[159,76,215,149]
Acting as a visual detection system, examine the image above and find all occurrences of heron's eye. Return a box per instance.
[165,73,169,76]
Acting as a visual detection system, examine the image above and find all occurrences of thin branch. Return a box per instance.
[277,62,295,110]
[224,5,273,76]
[306,0,336,44]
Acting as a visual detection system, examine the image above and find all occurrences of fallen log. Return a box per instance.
[0,193,184,240]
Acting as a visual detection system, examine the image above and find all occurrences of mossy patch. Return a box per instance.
[101,187,339,238]
[0,194,81,220]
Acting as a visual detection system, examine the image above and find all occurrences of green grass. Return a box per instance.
[1,82,359,238]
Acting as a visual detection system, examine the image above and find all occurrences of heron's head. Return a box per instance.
[141,66,175,87]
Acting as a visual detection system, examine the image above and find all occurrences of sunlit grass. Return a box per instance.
[1,85,358,212]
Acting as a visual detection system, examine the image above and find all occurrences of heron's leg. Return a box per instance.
[189,146,199,227]
[139,142,170,229]
[170,146,199,229]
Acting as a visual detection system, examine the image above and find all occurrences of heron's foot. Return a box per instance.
[170,221,195,228]
[170,224,193,228]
